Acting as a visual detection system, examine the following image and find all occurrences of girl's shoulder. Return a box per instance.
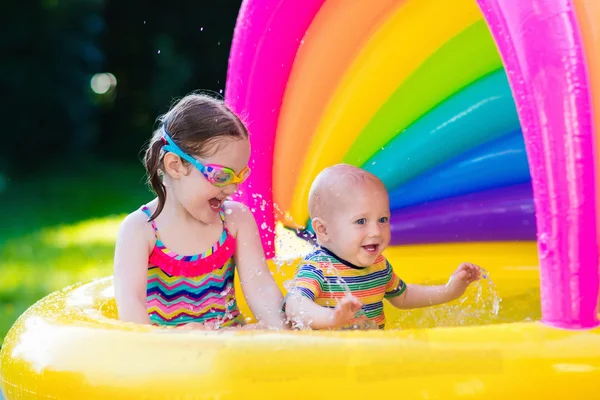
[222,200,256,238]
[117,205,156,246]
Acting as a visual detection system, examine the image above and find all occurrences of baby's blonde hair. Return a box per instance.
[308,164,384,220]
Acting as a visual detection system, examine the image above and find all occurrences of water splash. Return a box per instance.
[386,271,506,330]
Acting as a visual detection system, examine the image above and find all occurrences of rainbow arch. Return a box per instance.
[225,0,600,329]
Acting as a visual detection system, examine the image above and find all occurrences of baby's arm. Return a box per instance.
[114,211,153,325]
[387,262,482,309]
[284,263,362,329]
[226,201,289,329]
[286,292,362,330]
[388,284,457,309]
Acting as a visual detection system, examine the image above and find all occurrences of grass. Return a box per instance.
[0,159,153,345]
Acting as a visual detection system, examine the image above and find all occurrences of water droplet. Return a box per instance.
[217,41,221,46]
[538,232,550,259]
[200,27,204,31]
[157,50,161,54]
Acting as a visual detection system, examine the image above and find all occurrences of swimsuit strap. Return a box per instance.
[141,205,160,239]
[218,205,230,232]
[140,204,231,240]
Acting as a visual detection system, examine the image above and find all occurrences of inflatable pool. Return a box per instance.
[3,0,600,398]
[0,237,597,399]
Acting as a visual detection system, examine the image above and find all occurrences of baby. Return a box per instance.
[285,164,482,330]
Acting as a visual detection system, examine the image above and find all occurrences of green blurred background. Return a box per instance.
[0,0,243,346]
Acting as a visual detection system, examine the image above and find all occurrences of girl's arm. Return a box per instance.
[226,201,290,330]
[114,211,153,325]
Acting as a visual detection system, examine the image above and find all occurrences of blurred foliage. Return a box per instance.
[0,160,152,344]
[90,0,242,161]
[0,0,105,177]
[0,0,242,178]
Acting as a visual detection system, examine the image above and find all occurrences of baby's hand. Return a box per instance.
[331,295,363,328]
[446,262,482,298]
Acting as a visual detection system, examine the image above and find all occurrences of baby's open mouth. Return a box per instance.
[362,244,379,253]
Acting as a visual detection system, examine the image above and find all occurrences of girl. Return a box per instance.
[114,93,288,330]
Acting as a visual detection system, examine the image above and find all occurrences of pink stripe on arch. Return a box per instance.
[225,0,327,258]
[477,0,599,329]
[225,0,266,113]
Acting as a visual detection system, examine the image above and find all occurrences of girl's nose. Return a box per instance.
[222,183,239,196]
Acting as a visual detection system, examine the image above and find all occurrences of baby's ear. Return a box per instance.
[311,218,328,241]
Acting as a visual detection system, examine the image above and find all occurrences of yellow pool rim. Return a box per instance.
[2,242,600,399]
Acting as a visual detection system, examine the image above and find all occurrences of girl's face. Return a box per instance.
[168,137,250,224]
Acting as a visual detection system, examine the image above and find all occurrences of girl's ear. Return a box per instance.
[163,153,186,179]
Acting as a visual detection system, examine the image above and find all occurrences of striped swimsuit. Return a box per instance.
[141,205,244,328]
[288,247,406,329]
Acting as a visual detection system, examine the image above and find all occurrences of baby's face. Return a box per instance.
[322,181,391,267]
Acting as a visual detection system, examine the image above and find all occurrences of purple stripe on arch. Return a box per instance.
[389,183,536,245]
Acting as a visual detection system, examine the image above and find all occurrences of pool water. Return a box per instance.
[384,276,541,330]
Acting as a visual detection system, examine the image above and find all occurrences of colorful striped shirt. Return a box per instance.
[289,247,406,329]
[141,205,244,328]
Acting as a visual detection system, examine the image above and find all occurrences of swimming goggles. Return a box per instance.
[161,127,250,187]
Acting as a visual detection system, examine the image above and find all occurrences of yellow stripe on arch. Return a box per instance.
[289,0,483,225]
[273,0,402,227]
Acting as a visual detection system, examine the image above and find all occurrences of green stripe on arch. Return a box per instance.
[343,20,503,166]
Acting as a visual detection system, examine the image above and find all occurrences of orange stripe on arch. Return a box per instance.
[272,0,402,227]
[289,0,483,226]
